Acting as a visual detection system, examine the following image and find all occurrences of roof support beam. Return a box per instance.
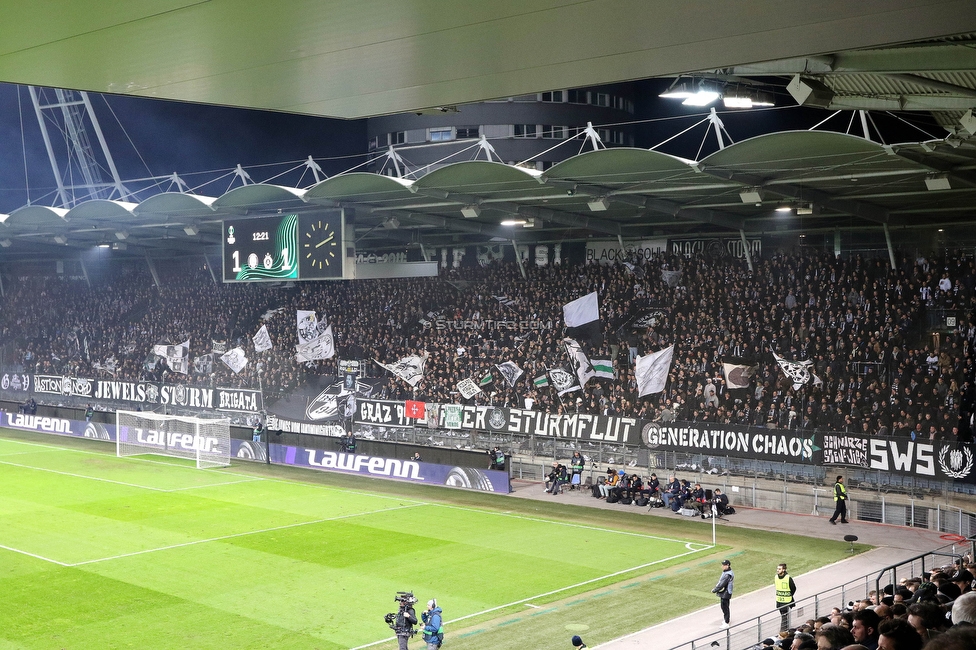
[697,167,891,225]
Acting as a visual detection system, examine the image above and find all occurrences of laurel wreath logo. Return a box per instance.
[939,446,974,480]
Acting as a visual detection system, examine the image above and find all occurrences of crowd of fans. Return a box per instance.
[0,249,973,441]
[762,561,976,650]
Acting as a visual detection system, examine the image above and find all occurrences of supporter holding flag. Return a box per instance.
[636,345,674,397]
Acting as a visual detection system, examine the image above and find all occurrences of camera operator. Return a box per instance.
[487,446,505,470]
[342,431,357,454]
[390,593,418,650]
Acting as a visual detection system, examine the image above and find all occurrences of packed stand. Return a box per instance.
[0,250,973,441]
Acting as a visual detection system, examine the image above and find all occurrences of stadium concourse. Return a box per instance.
[510,480,956,650]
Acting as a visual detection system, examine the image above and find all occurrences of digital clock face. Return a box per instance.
[222,214,344,282]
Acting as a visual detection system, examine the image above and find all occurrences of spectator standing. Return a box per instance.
[829,475,849,525]
[775,563,797,631]
[712,559,735,628]
[852,608,881,650]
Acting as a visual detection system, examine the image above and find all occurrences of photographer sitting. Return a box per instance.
[712,488,732,516]
[546,462,568,495]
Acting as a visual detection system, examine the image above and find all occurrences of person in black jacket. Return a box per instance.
[712,559,735,628]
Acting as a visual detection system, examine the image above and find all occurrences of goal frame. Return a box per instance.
[116,410,232,469]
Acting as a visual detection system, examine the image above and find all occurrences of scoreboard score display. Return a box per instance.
[222,214,345,282]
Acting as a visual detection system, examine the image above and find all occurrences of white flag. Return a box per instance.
[772,351,815,390]
[193,354,213,374]
[495,361,524,388]
[636,345,674,397]
[563,338,596,387]
[563,292,599,328]
[297,310,319,344]
[548,366,581,396]
[375,353,428,388]
[661,269,682,288]
[220,347,248,374]
[722,362,758,390]
[253,324,273,353]
[296,324,335,361]
[457,378,482,399]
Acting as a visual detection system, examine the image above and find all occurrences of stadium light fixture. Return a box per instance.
[587,197,610,212]
[183,225,199,236]
[775,206,792,213]
[924,174,951,191]
[461,205,481,219]
[0,239,11,248]
[97,243,110,248]
[660,79,720,106]
[739,188,763,204]
[500,219,526,226]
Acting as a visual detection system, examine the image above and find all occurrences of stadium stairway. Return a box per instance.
[509,480,949,649]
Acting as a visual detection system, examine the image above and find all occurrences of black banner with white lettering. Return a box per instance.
[29,374,263,414]
[640,422,819,464]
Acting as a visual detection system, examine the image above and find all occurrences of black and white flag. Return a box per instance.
[563,338,596,388]
[253,324,273,353]
[630,307,669,330]
[495,361,524,388]
[211,340,227,355]
[457,378,482,400]
[296,324,335,362]
[220,347,248,374]
[772,351,820,391]
[548,366,581,396]
[722,358,758,390]
[375,353,428,388]
[193,354,213,375]
[297,310,320,345]
[661,269,682,288]
[153,339,190,374]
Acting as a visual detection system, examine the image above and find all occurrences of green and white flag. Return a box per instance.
[591,359,615,379]
[479,372,494,387]
[533,374,550,388]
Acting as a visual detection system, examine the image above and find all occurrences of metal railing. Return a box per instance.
[668,543,973,650]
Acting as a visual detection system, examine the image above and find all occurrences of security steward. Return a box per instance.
[828,475,849,524]
[775,563,797,631]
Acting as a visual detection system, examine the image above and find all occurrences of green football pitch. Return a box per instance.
[0,429,858,649]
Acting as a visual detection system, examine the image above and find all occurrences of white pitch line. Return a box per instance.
[0,543,70,567]
[348,545,711,650]
[68,503,425,567]
[0,459,169,491]
[165,477,265,491]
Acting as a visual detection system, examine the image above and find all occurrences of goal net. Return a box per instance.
[116,410,231,469]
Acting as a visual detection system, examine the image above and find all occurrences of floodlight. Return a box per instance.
[183,225,199,236]
[924,174,951,191]
[461,205,481,219]
[739,188,763,204]
[587,197,610,212]
[787,75,834,108]
[500,219,526,226]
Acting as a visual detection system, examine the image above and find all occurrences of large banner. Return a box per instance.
[353,399,639,443]
[254,443,510,493]
[669,236,761,259]
[585,239,668,264]
[2,411,116,442]
[820,433,976,483]
[29,374,263,414]
[641,422,818,464]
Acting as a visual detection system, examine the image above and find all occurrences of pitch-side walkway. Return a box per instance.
[509,480,954,649]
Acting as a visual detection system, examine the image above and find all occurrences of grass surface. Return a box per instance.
[0,429,861,649]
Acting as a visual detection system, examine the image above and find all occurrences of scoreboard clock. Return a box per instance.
[222,214,345,282]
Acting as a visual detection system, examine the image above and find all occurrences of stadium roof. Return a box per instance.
[1,2,976,261]
[3,131,975,260]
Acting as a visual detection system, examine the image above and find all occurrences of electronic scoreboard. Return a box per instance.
[222,214,345,282]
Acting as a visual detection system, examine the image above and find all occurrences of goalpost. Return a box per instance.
[116,410,231,469]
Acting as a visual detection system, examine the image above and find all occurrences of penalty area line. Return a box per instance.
[0,543,70,567]
[349,544,710,650]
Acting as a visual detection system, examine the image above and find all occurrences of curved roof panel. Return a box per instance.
[415,161,546,199]
[5,205,70,231]
[304,173,414,206]
[65,200,138,221]
[135,193,217,217]
[544,148,694,186]
[213,185,306,211]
